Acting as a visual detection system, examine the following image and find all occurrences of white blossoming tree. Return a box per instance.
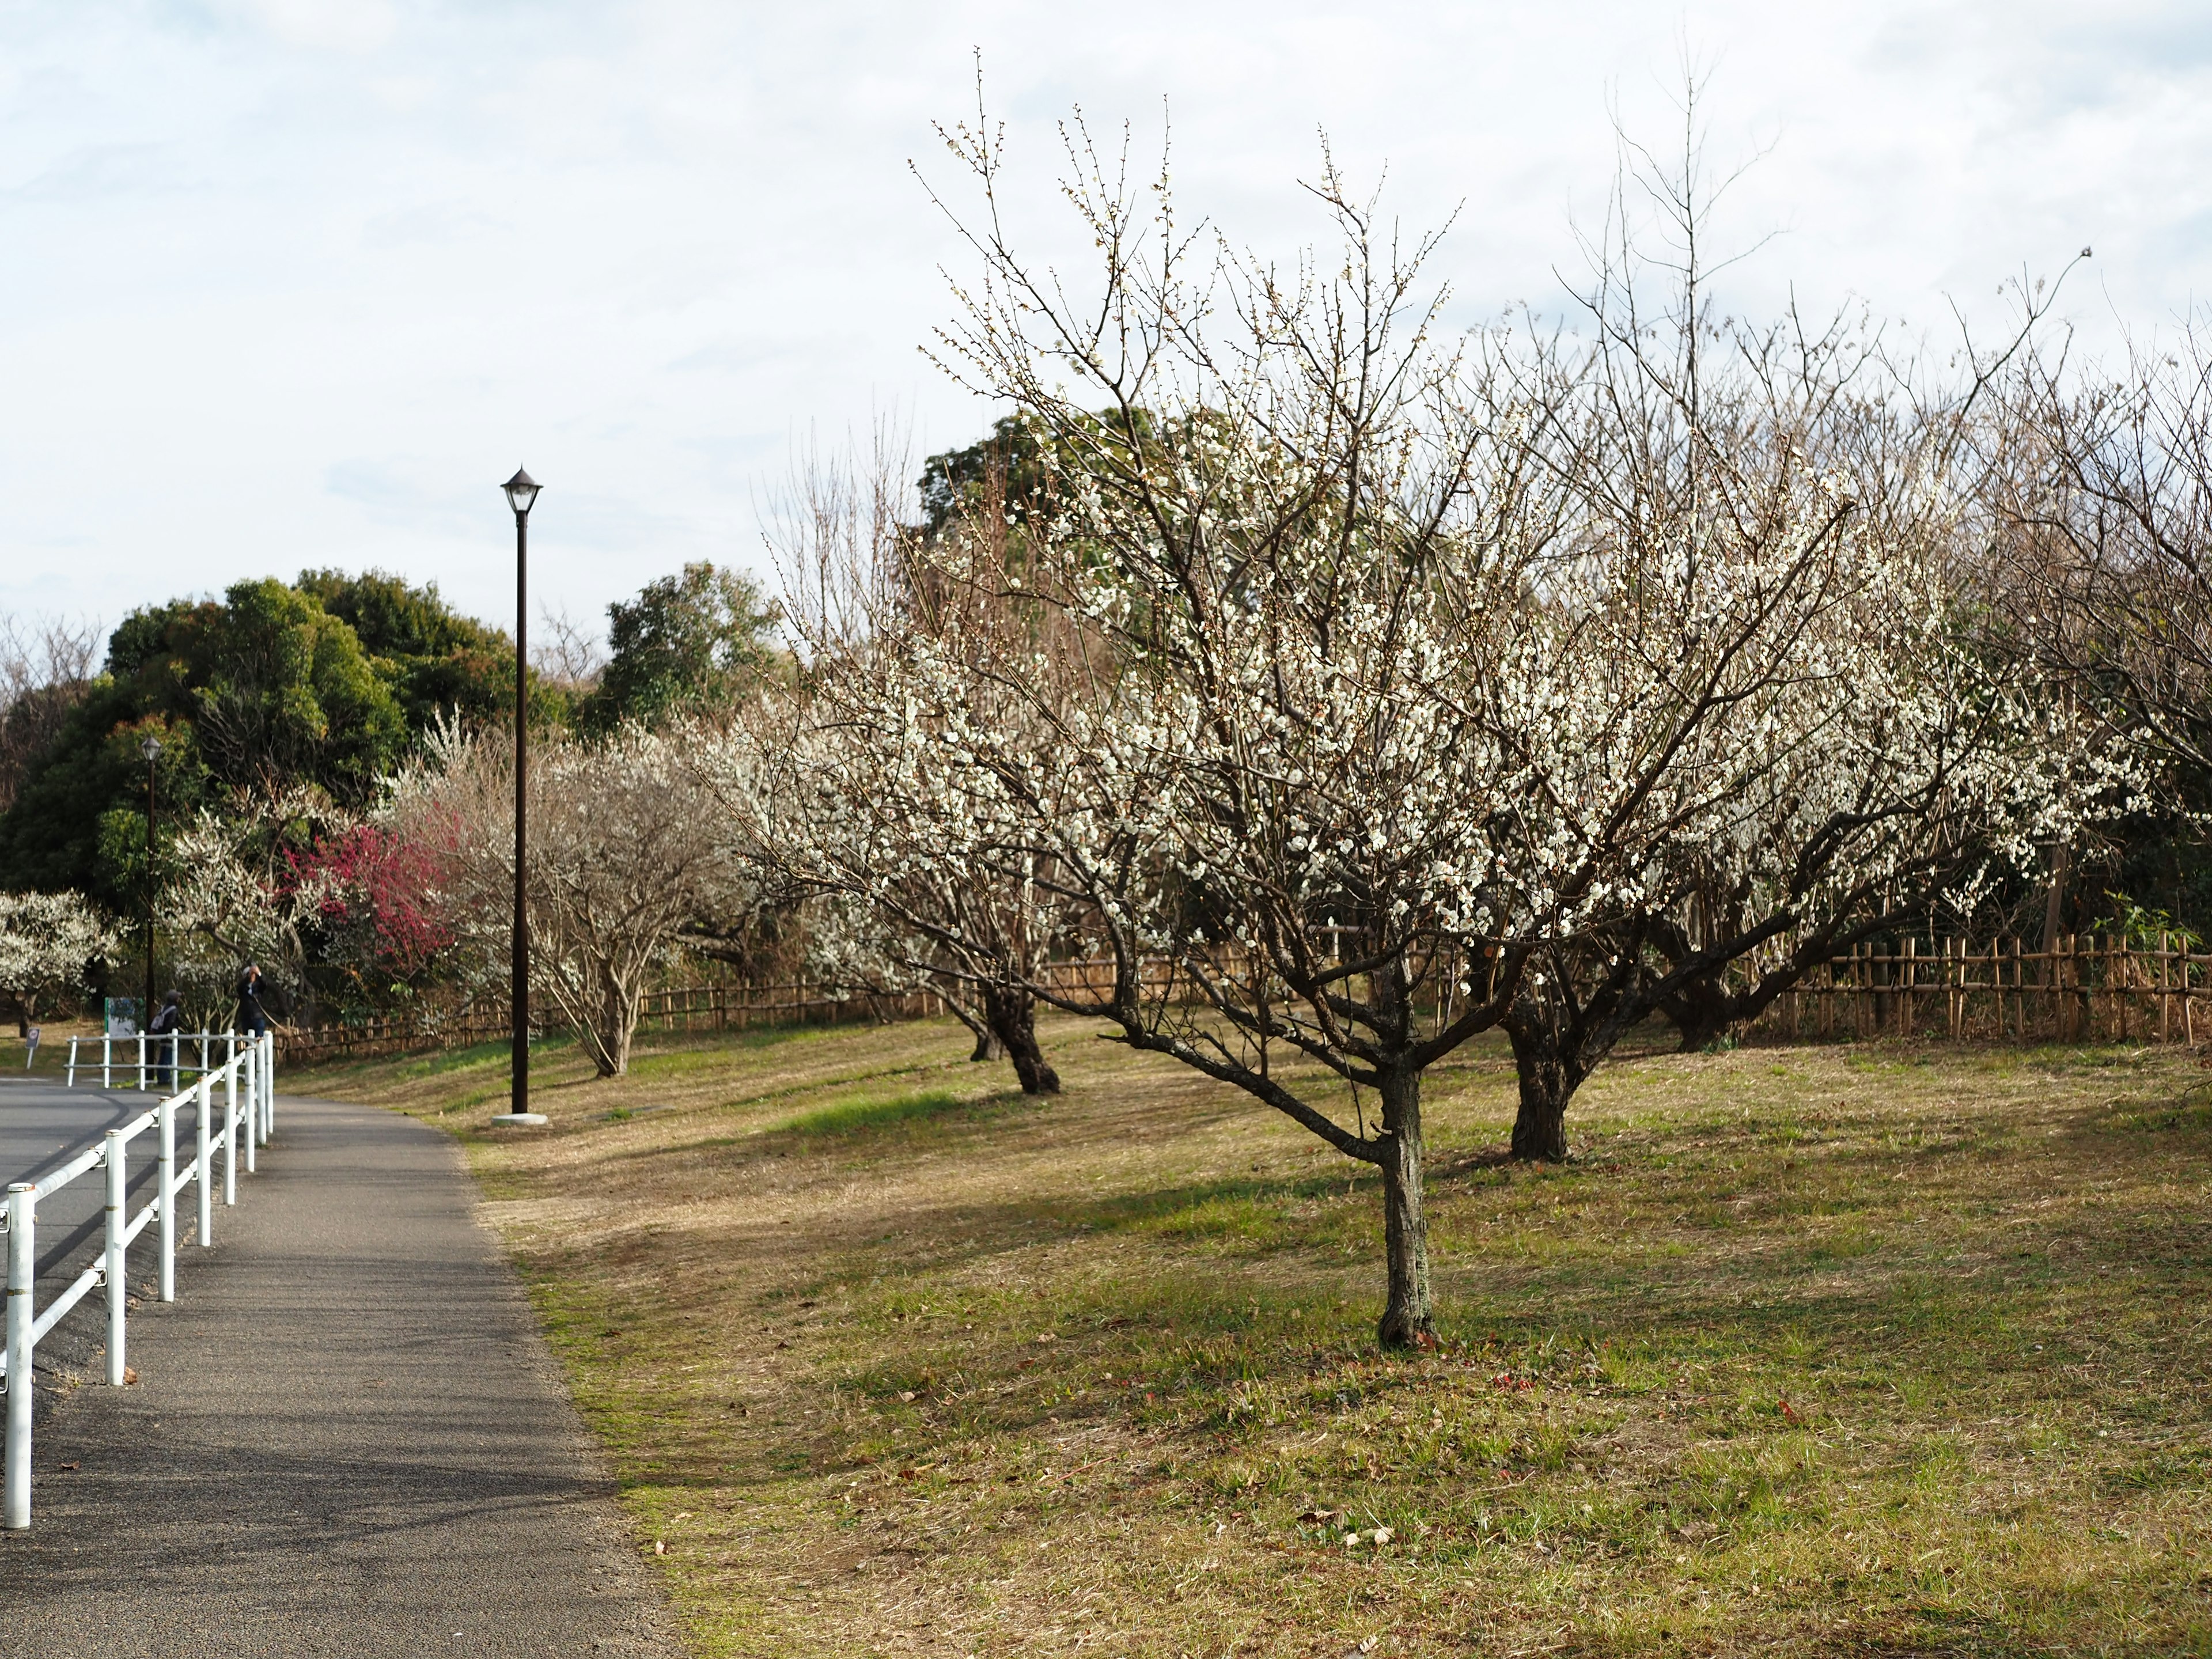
[158,787,348,1025]
[1988,311,2212,770]
[385,722,736,1077]
[1487,176,2135,1158]
[744,110,2020,1349]
[0,889,118,1035]
[721,458,1102,1096]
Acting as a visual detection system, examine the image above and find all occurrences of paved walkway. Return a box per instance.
[0,1096,681,1658]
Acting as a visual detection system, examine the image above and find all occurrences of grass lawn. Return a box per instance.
[295,1013,2212,1657]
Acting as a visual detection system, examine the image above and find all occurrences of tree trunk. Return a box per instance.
[2042,840,2070,957]
[1665,978,1735,1054]
[1374,1069,1434,1349]
[983,984,1059,1094]
[1506,1014,1571,1162]
[944,995,1003,1062]
[585,967,638,1077]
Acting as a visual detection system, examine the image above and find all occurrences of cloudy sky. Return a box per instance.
[1,1,2207,647]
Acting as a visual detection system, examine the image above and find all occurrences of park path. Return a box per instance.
[0,1094,682,1658]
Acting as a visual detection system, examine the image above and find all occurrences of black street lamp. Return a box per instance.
[142,733,162,1031]
[493,468,547,1127]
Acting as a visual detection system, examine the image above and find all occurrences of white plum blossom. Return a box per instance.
[384,722,737,1077]
[742,114,2138,1347]
[0,889,118,1033]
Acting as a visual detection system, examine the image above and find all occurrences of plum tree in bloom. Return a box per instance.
[282,823,454,1008]
[758,112,1990,1348]
[1987,308,2212,774]
[158,787,347,1024]
[1486,188,2136,1157]
[384,722,734,1077]
[719,455,1095,1096]
[0,889,117,1035]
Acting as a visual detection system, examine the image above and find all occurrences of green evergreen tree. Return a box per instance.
[580,563,780,734]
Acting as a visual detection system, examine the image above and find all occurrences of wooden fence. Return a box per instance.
[275,980,946,1063]
[1763,934,2203,1045]
[274,931,2211,1063]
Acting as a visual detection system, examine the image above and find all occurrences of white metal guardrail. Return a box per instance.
[2,1031,275,1529]
[65,1031,262,1093]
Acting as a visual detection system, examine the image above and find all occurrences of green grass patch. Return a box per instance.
[773,1085,969,1137]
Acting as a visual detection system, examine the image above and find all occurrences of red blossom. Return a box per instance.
[284,824,452,973]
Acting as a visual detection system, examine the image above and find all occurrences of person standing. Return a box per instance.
[236,963,268,1037]
[149,990,184,1089]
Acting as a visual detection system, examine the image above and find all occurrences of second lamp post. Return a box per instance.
[492,467,547,1127]
[141,733,161,1029]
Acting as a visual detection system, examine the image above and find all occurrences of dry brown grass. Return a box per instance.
[298,1013,2212,1657]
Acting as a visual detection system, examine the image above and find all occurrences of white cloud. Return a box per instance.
[228,0,397,54]
[0,1,2205,641]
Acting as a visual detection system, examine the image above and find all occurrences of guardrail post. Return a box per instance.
[102,1035,112,1089]
[6,1181,35,1529]
[196,1076,213,1248]
[223,1064,238,1207]
[104,1130,126,1385]
[66,1035,78,1089]
[262,1032,275,1140]
[243,1043,258,1172]
[158,1094,176,1302]
[137,1032,146,1090]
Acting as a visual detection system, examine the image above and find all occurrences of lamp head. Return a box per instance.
[141,734,163,763]
[502,467,541,518]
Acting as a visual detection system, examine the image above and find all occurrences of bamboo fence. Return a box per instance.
[274,931,2209,1063]
[1760,933,2205,1045]
[274,979,945,1063]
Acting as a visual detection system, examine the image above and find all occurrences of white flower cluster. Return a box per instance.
[0,888,118,1021]
[726,123,2142,1344]
[383,721,738,1077]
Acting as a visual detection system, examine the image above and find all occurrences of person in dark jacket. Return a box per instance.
[236,964,268,1037]
[149,990,183,1089]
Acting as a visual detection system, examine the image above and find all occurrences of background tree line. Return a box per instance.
[0,560,782,1032]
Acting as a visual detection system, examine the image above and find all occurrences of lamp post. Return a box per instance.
[491,468,547,1127]
[142,734,162,1031]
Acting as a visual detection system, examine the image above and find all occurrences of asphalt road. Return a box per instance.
[0,1093,680,1658]
[0,1074,229,1274]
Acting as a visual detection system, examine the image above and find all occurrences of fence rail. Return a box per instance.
[273,982,948,1063]
[1767,934,2206,1044]
[4,1032,276,1529]
[263,933,2212,1066]
[65,1029,263,1091]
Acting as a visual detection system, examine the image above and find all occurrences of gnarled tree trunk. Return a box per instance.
[983,983,1059,1094]
[1374,1069,1433,1349]
[941,993,1005,1062]
[1661,975,1737,1054]
[1505,1012,1573,1162]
